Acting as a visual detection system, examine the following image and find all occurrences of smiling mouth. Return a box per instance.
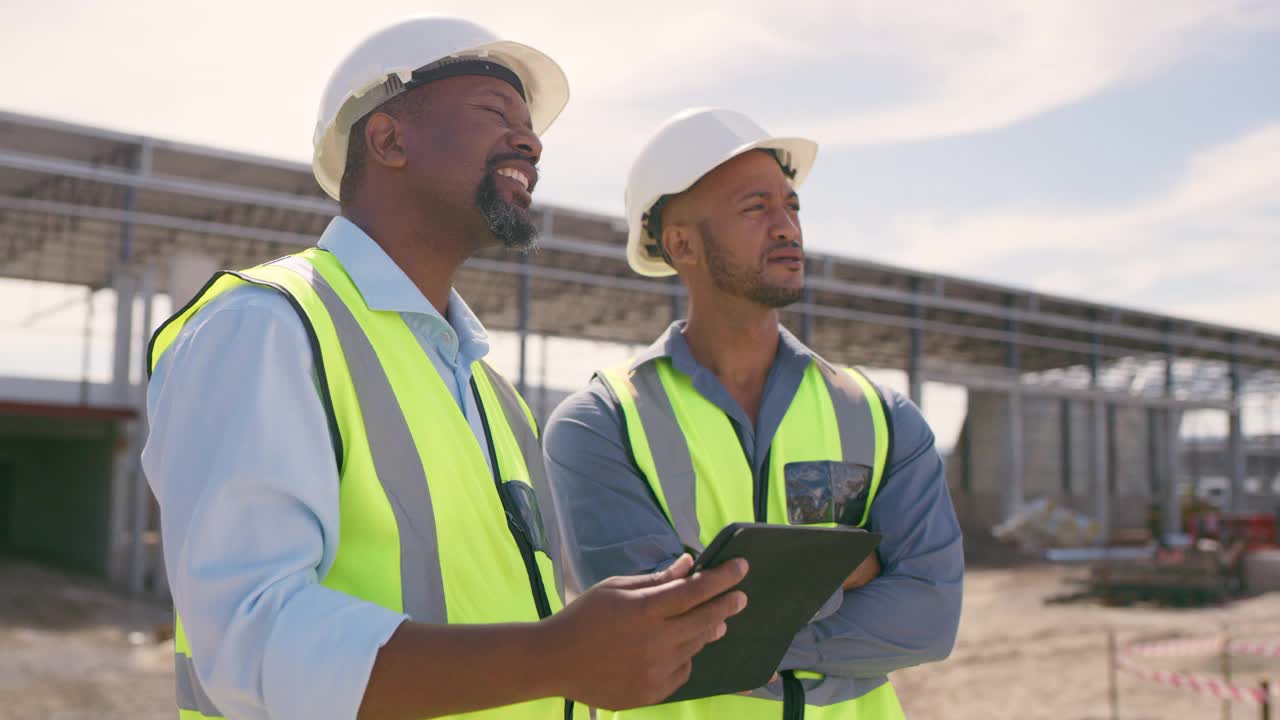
[495,167,530,192]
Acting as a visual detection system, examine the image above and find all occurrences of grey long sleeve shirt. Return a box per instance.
[542,322,963,699]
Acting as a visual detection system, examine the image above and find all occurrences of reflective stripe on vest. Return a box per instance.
[150,249,573,720]
[596,356,903,720]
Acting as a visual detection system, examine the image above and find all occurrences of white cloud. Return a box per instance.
[826,123,1280,332]
[801,0,1280,145]
[4,1,1273,163]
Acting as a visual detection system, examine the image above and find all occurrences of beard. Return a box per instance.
[476,163,539,252]
[701,222,803,308]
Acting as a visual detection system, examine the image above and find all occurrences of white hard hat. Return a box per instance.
[312,16,570,200]
[623,108,818,277]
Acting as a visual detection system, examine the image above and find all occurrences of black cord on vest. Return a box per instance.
[781,670,805,720]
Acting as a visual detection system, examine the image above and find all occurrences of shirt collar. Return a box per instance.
[630,320,816,374]
[317,216,490,361]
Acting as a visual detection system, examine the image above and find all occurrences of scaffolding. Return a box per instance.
[1,108,1278,590]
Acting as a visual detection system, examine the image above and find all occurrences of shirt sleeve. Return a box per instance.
[778,388,964,678]
[142,286,407,720]
[541,379,686,594]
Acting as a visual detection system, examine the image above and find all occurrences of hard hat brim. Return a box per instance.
[626,135,818,278]
[312,38,569,201]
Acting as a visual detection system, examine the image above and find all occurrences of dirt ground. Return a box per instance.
[894,564,1280,720]
[3,557,1279,720]
[0,559,173,720]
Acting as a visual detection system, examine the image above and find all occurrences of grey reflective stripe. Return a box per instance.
[476,360,543,488]
[476,360,572,597]
[268,255,447,623]
[625,363,703,551]
[174,653,221,717]
[815,360,876,466]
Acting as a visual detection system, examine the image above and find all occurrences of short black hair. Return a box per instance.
[338,88,431,207]
[643,194,676,265]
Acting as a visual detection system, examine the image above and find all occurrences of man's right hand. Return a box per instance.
[542,554,749,710]
[842,552,881,591]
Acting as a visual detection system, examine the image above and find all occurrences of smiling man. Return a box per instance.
[544,108,965,719]
[142,20,749,720]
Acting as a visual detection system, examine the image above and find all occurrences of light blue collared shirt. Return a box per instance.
[143,217,492,720]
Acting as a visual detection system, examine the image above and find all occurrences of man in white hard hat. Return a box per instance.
[143,21,747,720]
[544,108,964,719]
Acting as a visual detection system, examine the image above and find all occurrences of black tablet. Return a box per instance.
[663,522,881,704]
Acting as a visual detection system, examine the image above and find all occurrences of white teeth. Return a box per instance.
[496,167,530,191]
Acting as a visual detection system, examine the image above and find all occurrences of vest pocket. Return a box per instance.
[501,480,550,554]
[784,461,871,525]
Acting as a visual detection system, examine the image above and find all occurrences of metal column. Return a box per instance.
[109,139,151,406]
[799,284,813,344]
[908,279,924,407]
[516,254,532,397]
[1003,301,1023,520]
[1228,360,1246,513]
[1060,398,1073,495]
[516,254,530,396]
[127,267,155,593]
[106,153,139,584]
[109,268,137,405]
[1090,328,1110,545]
[107,139,152,587]
[1162,347,1182,538]
[78,286,95,404]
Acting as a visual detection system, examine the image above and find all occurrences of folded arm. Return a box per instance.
[779,390,964,678]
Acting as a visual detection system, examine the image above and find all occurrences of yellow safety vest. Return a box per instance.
[149,248,579,720]
[596,357,905,720]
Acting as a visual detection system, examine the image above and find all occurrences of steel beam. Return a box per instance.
[4,144,1277,364]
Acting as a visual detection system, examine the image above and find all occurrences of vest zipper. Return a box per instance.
[748,442,803,719]
[752,447,772,525]
[472,383,574,720]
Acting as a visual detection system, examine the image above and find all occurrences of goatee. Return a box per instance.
[476,170,539,252]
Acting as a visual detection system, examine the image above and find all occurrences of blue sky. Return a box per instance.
[1,1,1278,439]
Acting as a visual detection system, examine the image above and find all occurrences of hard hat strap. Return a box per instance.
[336,59,528,138]
[405,58,526,101]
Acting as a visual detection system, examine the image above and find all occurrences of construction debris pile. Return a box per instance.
[993,498,1280,607]
[991,498,1101,552]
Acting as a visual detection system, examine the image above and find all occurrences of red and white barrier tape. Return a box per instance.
[1229,640,1280,659]
[1122,636,1280,659]
[1117,656,1272,705]
[1122,637,1225,658]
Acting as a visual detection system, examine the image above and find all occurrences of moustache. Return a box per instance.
[764,240,803,255]
[486,151,537,170]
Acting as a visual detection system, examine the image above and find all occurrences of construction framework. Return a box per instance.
[1,109,1278,591]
